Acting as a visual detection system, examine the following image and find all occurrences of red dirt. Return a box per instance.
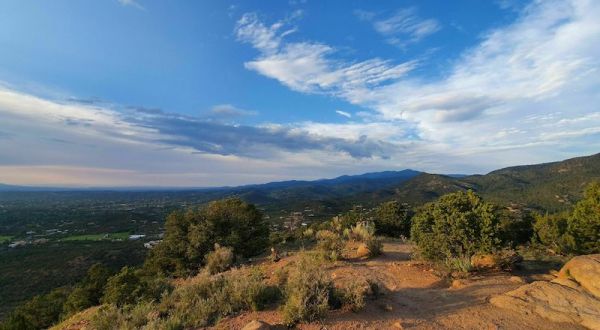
[210,240,583,330]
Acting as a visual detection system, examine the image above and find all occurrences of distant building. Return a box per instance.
[9,240,27,248]
[128,234,146,240]
[144,240,161,249]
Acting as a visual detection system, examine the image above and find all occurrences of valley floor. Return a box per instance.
[211,240,581,330]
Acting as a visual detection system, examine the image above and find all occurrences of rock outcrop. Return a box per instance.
[557,254,600,299]
[490,254,600,330]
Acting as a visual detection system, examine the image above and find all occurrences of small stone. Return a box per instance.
[451,279,468,289]
[393,321,404,329]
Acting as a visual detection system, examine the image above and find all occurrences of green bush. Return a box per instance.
[315,230,344,261]
[0,287,70,330]
[565,182,600,254]
[374,201,412,237]
[204,244,234,275]
[144,198,269,277]
[410,190,501,261]
[282,254,333,326]
[102,267,169,307]
[533,212,569,254]
[62,263,112,317]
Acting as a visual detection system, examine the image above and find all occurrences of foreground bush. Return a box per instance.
[282,254,333,326]
[411,191,501,262]
[315,230,344,261]
[101,266,170,307]
[161,267,278,328]
[204,244,234,275]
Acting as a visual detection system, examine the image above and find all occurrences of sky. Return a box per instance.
[0,0,599,187]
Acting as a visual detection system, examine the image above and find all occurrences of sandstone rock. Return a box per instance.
[558,254,600,299]
[471,250,522,270]
[490,281,600,329]
[451,279,469,289]
[471,254,498,269]
[509,276,525,284]
[242,320,271,330]
[356,243,370,258]
[393,321,404,329]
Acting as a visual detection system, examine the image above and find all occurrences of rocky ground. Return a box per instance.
[212,240,588,330]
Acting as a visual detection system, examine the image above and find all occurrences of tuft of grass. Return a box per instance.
[282,253,333,326]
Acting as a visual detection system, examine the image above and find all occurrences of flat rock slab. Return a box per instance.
[490,280,600,329]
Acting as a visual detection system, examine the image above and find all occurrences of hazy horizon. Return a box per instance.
[1,0,599,187]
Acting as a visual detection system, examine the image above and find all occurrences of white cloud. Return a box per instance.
[235,13,417,95]
[335,110,352,118]
[371,8,441,47]
[236,0,600,172]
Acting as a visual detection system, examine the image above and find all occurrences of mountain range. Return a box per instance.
[2,153,599,212]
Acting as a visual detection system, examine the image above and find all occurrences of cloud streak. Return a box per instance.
[358,8,441,47]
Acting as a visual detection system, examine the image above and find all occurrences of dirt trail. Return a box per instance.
[212,241,582,330]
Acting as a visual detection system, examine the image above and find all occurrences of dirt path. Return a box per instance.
[212,241,582,330]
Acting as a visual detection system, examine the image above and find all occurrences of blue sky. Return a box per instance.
[0,0,599,186]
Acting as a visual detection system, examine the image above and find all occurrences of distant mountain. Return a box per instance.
[2,153,598,212]
[375,153,600,211]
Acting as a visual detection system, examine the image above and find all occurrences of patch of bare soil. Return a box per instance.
[211,240,583,330]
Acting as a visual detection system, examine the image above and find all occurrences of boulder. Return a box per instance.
[356,243,370,258]
[242,320,271,330]
[557,254,600,299]
[471,250,522,270]
[490,281,600,329]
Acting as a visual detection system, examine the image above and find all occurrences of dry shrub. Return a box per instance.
[315,230,344,261]
[282,253,333,326]
[204,244,234,275]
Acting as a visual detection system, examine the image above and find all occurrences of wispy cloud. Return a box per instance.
[117,0,144,10]
[356,8,441,47]
[235,13,417,95]
[236,0,600,170]
[207,104,258,120]
[335,110,352,118]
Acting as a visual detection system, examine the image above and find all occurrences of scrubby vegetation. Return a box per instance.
[3,178,600,328]
[533,182,600,254]
[144,198,269,277]
[281,254,333,326]
[410,190,501,263]
[204,244,235,275]
[374,201,412,237]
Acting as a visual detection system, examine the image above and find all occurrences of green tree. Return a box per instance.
[533,211,569,254]
[565,182,600,254]
[0,287,70,330]
[410,190,501,261]
[102,267,147,307]
[145,198,269,277]
[373,201,412,237]
[498,208,535,247]
[62,263,112,316]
